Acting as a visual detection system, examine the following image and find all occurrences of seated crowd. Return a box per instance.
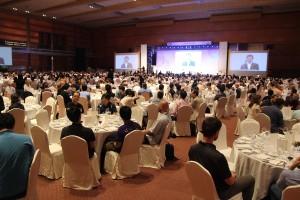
[0,70,300,199]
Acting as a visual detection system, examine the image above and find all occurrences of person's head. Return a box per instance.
[105,84,112,93]
[246,54,254,63]
[119,106,132,122]
[157,91,164,100]
[66,106,81,123]
[119,85,125,93]
[249,95,261,108]
[268,89,274,97]
[82,84,88,91]
[158,100,169,114]
[272,96,284,109]
[72,92,80,103]
[0,113,15,130]
[101,93,110,106]
[125,89,134,97]
[219,84,225,93]
[124,56,129,63]
[142,83,147,89]
[291,87,297,94]
[11,94,20,104]
[159,84,164,91]
[180,90,187,100]
[191,89,199,98]
[201,117,222,140]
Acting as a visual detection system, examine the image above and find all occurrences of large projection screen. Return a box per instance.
[0,47,12,66]
[114,52,140,71]
[154,49,219,74]
[228,51,268,75]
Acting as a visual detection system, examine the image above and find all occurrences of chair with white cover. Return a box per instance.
[42,105,52,120]
[36,109,50,131]
[146,103,159,130]
[214,124,232,160]
[282,185,300,200]
[196,103,207,132]
[46,97,56,116]
[25,96,36,104]
[239,118,260,137]
[139,123,171,169]
[56,95,66,118]
[282,106,293,120]
[292,123,300,141]
[78,96,89,115]
[174,106,193,136]
[24,149,41,200]
[254,113,271,132]
[104,130,145,179]
[234,106,246,135]
[31,126,63,179]
[8,108,25,134]
[215,97,228,118]
[61,136,100,190]
[226,95,236,116]
[185,161,241,200]
[238,90,247,107]
[136,95,145,105]
[41,91,52,106]
[131,105,144,127]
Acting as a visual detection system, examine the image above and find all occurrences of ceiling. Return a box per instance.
[1,0,300,27]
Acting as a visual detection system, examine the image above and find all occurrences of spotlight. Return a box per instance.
[25,10,30,13]
[42,14,47,17]
[12,7,18,11]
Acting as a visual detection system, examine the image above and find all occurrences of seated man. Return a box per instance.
[0,113,34,199]
[150,91,164,105]
[8,94,25,111]
[67,91,84,113]
[97,93,117,114]
[100,106,142,172]
[268,156,300,200]
[144,101,171,145]
[189,117,255,200]
[262,96,284,133]
[61,107,96,158]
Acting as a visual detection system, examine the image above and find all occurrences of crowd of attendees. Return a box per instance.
[1,70,300,199]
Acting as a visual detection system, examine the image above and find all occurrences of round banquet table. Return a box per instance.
[48,114,124,160]
[231,133,300,200]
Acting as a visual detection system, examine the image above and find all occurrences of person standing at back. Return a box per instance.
[188,117,255,200]
[0,113,34,199]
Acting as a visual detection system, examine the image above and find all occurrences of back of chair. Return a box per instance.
[136,96,145,105]
[147,103,159,121]
[42,105,52,120]
[237,106,246,121]
[31,126,51,155]
[282,106,293,120]
[227,94,235,106]
[25,149,41,200]
[61,136,90,165]
[42,91,52,105]
[254,113,271,132]
[216,97,227,118]
[292,123,300,141]
[78,97,89,115]
[282,185,300,200]
[240,118,260,136]
[131,106,144,127]
[8,108,25,134]
[46,97,56,112]
[214,123,228,150]
[177,106,193,122]
[185,161,219,200]
[36,109,50,131]
[196,103,207,132]
[120,130,145,157]
[159,123,171,148]
[56,95,66,118]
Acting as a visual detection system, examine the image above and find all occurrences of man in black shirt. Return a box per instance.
[61,107,95,158]
[0,95,4,112]
[262,96,284,133]
[189,117,255,200]
[67,92,84,113]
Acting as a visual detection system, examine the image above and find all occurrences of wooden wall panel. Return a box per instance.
[92,12,300,76]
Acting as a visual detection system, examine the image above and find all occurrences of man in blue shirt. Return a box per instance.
[0,113,34,199]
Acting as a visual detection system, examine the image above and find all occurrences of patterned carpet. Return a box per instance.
[35,117,238,200]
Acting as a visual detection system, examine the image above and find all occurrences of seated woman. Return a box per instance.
[97,93,117,114]
[246,94,261,119]
[100,106,141,172]
[8,94,24,111]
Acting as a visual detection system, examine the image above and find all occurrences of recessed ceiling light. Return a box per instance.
[25,10,30,13]
[42,14,47,17]
[12,7,18,11]
[52,16,56,19]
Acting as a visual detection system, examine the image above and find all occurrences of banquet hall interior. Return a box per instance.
[1,0,300,200]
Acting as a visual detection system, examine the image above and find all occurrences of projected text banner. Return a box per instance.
[155,49,219,74]
[0,47,12,65]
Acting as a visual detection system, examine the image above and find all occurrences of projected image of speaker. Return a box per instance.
[115,52,140,71]
[74,48,86,71]
[0,47,12,66]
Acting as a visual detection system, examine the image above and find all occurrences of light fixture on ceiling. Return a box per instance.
[52,16,56,20]
[25,10,30,14]
[88,3,102,9]
[42,13,47,17]
[12,7,18,11]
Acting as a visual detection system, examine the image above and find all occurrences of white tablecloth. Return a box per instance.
[231,134,294,200]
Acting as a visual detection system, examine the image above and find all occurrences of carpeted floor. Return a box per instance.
[36,117,238,200]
